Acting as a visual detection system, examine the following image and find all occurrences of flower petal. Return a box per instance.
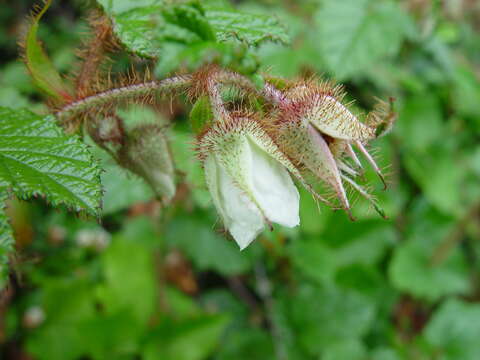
[247,138,300,228]
[205,154,265,250]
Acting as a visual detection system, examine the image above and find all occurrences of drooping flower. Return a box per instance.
[198,116,301,249]
[193,68,395,249]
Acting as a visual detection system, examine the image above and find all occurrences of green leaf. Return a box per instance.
[403,149,463,215]
[97,229,158,325]
[423,299,480,360]
[96,0,158,15]
[452,65,480,119]
[0,191,14,289]
[23,0,71,100]
[144,314,229,360]
[335,264,391,301]
[396,94,444,152]
[79,311,141,358]
[26,279,96,360]
[97,0,288,58]
[388,204,469,301]
[98,0,215,58]
[0,87,32,110]
[287,284,376,355]
[155,41,258,77]
[397,93,464,215]
[289,239,338,283]
[0,107,102,215]
[215,328,275,360]
[334,224,396,266]
[323,339,367,360]
[165,216,251,275]
[370,347,402,360]
[204,5,290,46]
[315,0,409,79]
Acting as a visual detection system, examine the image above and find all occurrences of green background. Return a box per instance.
[1,0,480,359]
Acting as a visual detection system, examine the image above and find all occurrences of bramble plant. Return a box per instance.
[0,0,396,283]
[3,0,480,359]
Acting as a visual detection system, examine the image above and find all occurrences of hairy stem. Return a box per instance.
[216,70,285,105]
[55,75,192,121]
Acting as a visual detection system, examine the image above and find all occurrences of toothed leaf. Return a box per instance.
[24,0,71,100]
[0,190,14,289]
[97,0,216,58]
[96,0,289,58]
[204,5,290,46]
[0,107,102,215]
[315,0,409,79]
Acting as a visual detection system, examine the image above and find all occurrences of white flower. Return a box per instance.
[200,118,300,250]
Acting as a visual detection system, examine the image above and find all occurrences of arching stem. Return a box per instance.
[55,75,192,121]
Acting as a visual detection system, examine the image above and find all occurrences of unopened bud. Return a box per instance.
[119,124,176,204]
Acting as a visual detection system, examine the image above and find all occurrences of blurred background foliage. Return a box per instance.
[1,0,480,359]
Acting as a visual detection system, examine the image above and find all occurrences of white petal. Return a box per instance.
[204,155,228,222]
[205,154,264,250]
[247,138,300,228]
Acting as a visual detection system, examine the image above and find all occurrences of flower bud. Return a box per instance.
[119,124,176,204]
[270,80,393,217]
[198,116,300,249]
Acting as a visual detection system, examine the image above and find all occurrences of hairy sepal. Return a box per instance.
[119,124,176,204]
[306,95,375,141]
[283,122,350,210]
